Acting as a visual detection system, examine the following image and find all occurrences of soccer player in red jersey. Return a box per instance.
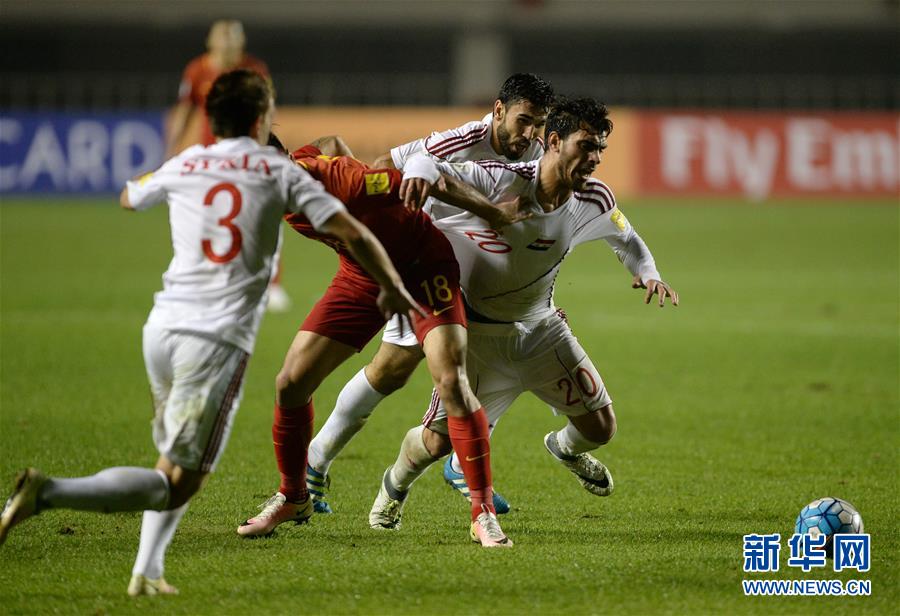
[165,20,269,155]
[237,139,528,547]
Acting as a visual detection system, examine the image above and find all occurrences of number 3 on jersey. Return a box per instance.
[202,182,243,264]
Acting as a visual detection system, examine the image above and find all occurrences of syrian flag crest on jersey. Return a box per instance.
[527,238,556,251]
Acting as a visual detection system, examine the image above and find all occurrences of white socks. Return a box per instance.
[308,368,386,474]
[132,503,189,580]
[389,425,438,491]
[39,467,170,512]
[555,422,602,457]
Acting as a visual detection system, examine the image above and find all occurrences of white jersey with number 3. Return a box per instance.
[431,157,661,323]
[126,137,345,353]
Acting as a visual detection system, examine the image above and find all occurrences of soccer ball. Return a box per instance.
[795,497,864,556]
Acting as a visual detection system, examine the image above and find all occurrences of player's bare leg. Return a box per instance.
[128,456,208,596]
[238,331,356,537]
[306,341,422,512]
[372,323,511,547]
[544,404,617,497]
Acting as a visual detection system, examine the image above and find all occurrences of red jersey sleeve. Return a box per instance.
[294,152,402,209]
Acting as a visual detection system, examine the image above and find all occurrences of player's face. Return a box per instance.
[208,22,246,65]
[495,100,547,160]
[558,126,606,190]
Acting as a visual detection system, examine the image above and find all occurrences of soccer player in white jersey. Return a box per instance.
[0,70,421,595]
[307,74,554,514]
[366,97,679,529]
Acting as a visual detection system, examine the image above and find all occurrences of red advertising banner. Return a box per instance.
[638,112,899,199]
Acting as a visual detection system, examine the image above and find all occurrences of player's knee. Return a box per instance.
[165,472,205,509]
[422,427,453,458]
[367,360,412,394]
[275,362,315,403]
[432,368,468,408]
[578,405,617,445]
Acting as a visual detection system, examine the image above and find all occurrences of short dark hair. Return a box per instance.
[205,69,272,138]
[544,97,613,148]
[497,73,554,109]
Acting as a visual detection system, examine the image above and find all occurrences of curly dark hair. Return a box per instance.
[205,69,272,138]
[497,73,554,109]
[543,97,613,148]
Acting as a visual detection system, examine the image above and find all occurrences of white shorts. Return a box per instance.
[382,314,419,347]
[142,324,249,472]
[422,311,612,434]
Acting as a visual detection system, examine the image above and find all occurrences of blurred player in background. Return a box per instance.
[0,70,420,594]
[164,19,291,312]
[237,136,530,547]
[369,97,678,529]
[307,73,555,515]
[165,20,268,155]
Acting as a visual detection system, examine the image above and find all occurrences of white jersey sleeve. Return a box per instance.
[390,119,489,169]
[431,158,525,201]
[126,147,201,211]
[572,180,661,283]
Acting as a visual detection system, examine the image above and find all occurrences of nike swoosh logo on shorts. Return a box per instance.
[465,453,488,462]
[433,305,454,316]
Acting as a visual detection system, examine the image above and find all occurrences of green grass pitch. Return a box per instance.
[1,198,897,614]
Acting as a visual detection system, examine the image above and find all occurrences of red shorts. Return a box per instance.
[300,230,466,351]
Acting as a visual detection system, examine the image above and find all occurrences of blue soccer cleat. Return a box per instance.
[306,465,333,514]
[443,456,510,514]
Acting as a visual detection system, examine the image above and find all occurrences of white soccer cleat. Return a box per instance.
[237,492,313,537]
[368,467,407,530]
[127,574,179,597]
[544,431,614,497]
[0,468,47,547]
[469,504,513,548]
[266,284,292,313]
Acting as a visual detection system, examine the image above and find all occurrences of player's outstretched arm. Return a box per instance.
[432,174,532,230]
[631,275,679,307]
[164,101,195,158]
[372,152,396,169]
[310,135,355,158]
[320,211,426,321]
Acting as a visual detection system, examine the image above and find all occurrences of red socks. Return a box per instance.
[447,408,495,520]
[272,402,314,502]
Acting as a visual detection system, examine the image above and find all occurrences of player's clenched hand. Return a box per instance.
[633,276,679,307]
[486,197,533,230]
[376,284,428,323]
[400,176,444,211]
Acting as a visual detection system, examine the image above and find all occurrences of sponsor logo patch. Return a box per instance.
[365,172,391,195]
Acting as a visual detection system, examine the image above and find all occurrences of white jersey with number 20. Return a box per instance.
[429,157,661,323]
[126,137,345,353]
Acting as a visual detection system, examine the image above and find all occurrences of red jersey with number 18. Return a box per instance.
[284,145,466,350]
